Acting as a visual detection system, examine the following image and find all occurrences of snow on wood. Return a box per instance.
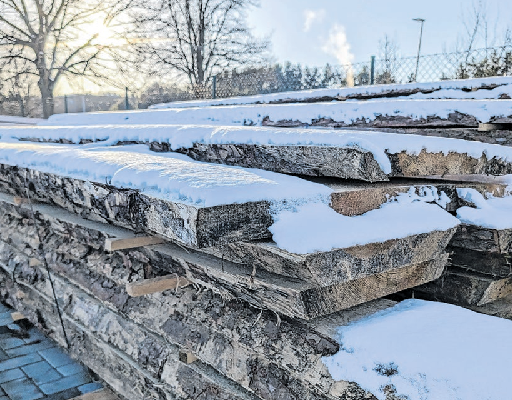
[145,76,512,109]
[4,125,512,181]
[268,198,459,254]
[0,115,44,125]
[323,299,512,400]
[42,99,512,128]
[456,188,512,229]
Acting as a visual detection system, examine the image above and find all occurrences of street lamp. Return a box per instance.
[413,18,425,82]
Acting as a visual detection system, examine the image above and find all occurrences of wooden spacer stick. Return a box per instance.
[126,275,191,297]
[11,312,26,322]
[13,197,30,205]
[478,123,508,132]
[104,236,165,252]
[179,351,199,364]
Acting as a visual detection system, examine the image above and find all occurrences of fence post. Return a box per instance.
[212,76,217,99]
[125,87,130,110]
[370,56,376,85]
[64,95,68,113]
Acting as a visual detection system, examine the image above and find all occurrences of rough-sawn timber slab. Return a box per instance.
[0,191,449,319]
[204,228,456,287]
[0,165,273,248]
[155,141,512,183]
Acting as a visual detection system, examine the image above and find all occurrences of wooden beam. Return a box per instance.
[126,275,191,297]
[104,236,165,252]
[478,123,510,132]
[179,351,198,364]
[70,388,120,400]
[11,312,26,321]
[13,197,29,205]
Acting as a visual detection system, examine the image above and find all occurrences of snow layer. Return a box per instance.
[0,141,331,208]
[269,189,459,254]
[0,115,44,125]
[42,99,512,127]
[5,124,512,176]
[456,188,512,229]
[405,84,512,100]
[147,76,512,109]
[323,299,512,400]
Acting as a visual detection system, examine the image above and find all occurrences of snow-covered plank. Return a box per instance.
[41,99,512,128]
[4,125,512,182]
[0,115,44,125]
[0,190,445,320]
[327,181,510,216]
[145,76,512,109]
[0,142,333,247]
[205,197,458,285]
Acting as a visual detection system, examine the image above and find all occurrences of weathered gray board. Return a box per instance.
[261,111,489,128]
[0,164,273,248]
[204,230,455,287]
[0,209,399,400]
[13,134,512,183]
[325,180,510,216]
[0,191,447,320]
[151,142,512,183]
[396,224,512,307]
[411,267,512,306]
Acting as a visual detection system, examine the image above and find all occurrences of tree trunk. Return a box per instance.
[38,80,54,119]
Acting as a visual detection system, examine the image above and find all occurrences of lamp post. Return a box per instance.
[413,18,425,82]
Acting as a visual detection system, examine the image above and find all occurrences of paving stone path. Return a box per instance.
[0,302,103,400]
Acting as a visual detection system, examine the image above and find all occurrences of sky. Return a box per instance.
[246,0,511,67]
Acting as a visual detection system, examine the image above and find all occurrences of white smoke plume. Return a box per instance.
[322,24,355,87]
[303,9,326,32]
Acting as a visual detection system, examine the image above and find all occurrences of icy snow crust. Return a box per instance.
[456,188,512,229]
[0,141,332,207]
[146,76,512,109]
[5,124,512,176]
[43,99,512,127]
[323,299,512,400]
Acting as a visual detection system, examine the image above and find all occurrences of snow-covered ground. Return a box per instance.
[147,76,512,109]
[42,99,512,128]
[4,125,512,176]
[456,188,512,229]
[323,299,512,400]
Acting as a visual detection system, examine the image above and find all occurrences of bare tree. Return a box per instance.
[131,0,270,86]
[376,34,399,84]
[0,0,130,118]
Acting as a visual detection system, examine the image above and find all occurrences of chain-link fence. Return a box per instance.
[2,45,512,117]
[139,45,512,108]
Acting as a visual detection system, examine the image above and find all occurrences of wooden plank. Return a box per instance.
[13,197,29,205]
[179,351,198,364]
[478,122,512,131]
[11,312,26,321]
[70,388,120,400]
[126,275,191,297]
[104,236,165,252]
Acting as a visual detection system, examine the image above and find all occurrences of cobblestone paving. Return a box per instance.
[0,303,103,400]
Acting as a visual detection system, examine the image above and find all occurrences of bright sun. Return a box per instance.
[85,19,121,47]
